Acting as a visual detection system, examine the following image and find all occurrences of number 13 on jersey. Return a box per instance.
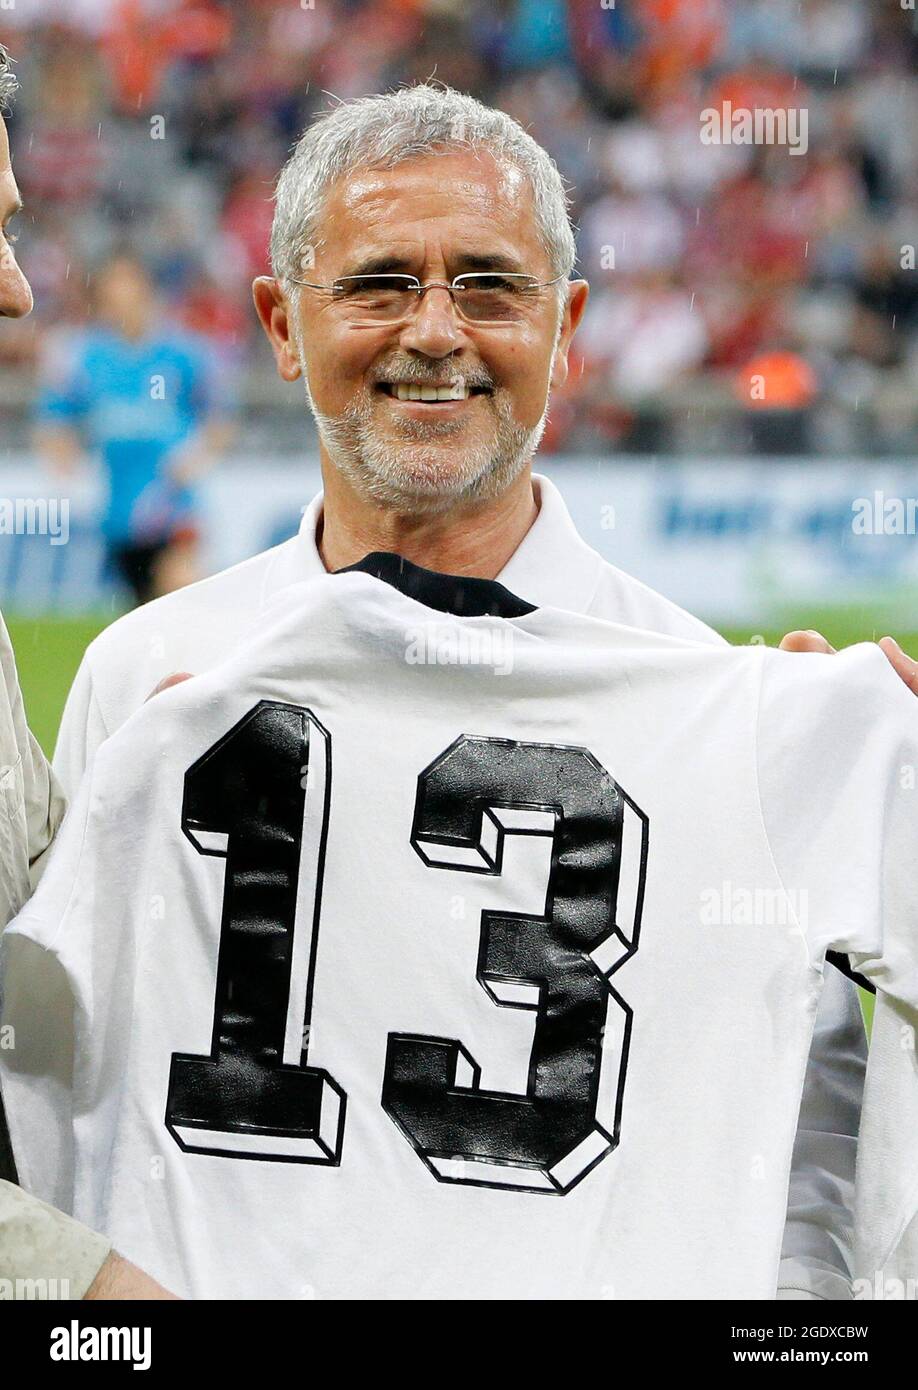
[165,701,649,1195]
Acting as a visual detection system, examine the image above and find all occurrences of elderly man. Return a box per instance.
[0,46,175,1301]
[48,82,918,1299]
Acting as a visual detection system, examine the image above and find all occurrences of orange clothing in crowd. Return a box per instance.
[736,351,818,410]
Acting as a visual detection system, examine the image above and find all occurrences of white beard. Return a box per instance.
[292,324,556,516]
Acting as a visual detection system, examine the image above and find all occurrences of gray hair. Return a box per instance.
[271,82,577,307]
[0,45,18,114]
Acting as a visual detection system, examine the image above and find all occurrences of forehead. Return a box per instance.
[315,149,547,270]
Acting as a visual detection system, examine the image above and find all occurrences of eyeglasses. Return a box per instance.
[288,271,567,325]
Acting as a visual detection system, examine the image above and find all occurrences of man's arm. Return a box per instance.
[165,417,234,489]
[33,422,85,478]
[85,1250,179,1301]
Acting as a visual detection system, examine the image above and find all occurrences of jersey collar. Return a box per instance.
[336,551,537,618]
[269,472,603,617]
[495,474,603,615]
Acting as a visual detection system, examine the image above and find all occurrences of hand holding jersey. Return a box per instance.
[4,559,916,1298]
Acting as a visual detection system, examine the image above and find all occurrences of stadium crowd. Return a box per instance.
[1,0,916,455]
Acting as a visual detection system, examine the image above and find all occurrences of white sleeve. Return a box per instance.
[778,964,866,1301]
[853,994,918,1291]
[0,770,95,1212]
[757,643,918,1008]
[52,651,110,804]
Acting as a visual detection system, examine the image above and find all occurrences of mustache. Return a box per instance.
[373,363,494,391]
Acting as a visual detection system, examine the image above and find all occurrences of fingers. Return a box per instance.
[778,631,918,698]
[145,671,194,702]
[878,636,918,696]
[778,630,837,655]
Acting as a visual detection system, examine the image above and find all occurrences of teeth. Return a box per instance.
[392,382,471,401]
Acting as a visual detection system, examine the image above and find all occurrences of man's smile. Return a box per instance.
[375,378,493,414]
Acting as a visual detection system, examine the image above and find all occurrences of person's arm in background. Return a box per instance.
[0,1182,176,1299]
[32,421,86,479]
[163,333,235,489]
[32,328,92,481]
[166,416,235,489]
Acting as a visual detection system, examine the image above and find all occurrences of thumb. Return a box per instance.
[778,630,836,655]
[146,671,194,701]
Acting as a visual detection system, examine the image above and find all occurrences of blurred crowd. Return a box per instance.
[2,0,917,455]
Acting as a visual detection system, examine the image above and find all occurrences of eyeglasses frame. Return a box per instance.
[286,270,569,323]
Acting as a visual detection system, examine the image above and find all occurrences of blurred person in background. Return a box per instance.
[34,250,233,605]
[0,43,176,1299]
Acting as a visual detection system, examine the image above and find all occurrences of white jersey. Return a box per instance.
[49,472,870,1300]
[4,558,909,1300]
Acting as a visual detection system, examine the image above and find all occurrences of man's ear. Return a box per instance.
[252,276,302,382]
[550,279,589,391]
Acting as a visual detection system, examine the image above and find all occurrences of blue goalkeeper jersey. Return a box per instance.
[37,325,221,543]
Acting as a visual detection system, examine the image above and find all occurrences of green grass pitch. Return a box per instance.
[11,609,912,1032]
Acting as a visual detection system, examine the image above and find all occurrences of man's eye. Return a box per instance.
[472,275,517,291]
[463,275,535,295]
[340,276,409,295]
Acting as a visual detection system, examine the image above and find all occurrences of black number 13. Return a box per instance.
[166,702,648,1195]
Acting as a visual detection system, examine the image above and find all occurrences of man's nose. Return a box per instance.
[0,246,32,317]
[397,285,466,357]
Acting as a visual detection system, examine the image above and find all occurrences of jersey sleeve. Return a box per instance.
[756,642,918,1009]
[854,994,918,1289]
[778,963,865,1301]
